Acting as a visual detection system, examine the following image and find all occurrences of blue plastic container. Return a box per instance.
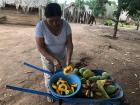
[48,71,81,98]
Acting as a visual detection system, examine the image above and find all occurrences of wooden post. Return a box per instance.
[38,6,41,20]
[41,6,45,19]
[62,1,66,20]
[38,6,45,20]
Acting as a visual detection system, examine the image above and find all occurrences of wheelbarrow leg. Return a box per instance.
[59,99,63,105]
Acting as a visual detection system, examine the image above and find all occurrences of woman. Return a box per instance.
[35,3,73,102]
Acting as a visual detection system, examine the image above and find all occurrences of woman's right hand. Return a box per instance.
[53,59,62,70]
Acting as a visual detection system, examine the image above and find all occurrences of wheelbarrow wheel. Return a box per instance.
[59,99,63,105]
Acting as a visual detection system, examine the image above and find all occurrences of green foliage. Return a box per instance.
[122,0,140,16]
[113,0,140,37]
[113,0,140,20]
[75,0,85,10]
[48,0,52,3]
[84,0,108,17]
[104,19,113,26]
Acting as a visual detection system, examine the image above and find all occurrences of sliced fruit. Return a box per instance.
[63,65,74,75]
[71,84,78,88]
[52,83,57,90]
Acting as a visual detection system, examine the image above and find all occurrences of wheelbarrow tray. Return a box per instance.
[6,62,123,105]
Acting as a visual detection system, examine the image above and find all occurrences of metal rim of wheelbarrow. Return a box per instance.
[48,71,81,98]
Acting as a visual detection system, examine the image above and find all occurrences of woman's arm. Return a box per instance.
[35,37,61,67]
[66,33,73,66]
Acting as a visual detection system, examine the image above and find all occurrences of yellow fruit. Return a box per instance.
[52,83,57,90]
[71,86,75,93]
[56,89,61,94]
[63,65,74,75]
[56,79,66,85]
[58,83,68,91]
[71,84,78,88]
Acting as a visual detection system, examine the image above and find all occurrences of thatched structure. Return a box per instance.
[0,0,47,15]
[0,0,48,8]
[0,0,48,19]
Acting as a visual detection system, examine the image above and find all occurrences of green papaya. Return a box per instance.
[102,72,110,79]
[89,76,101,82]
[105,85,117,95]
[79,67,86,75]
[71,68,79,75]
[100,76,107,80]
[82,69,95,78]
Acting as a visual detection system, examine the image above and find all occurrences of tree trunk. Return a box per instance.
[113,20,119,38]
[113,0,123,38]
[113,8,121,38]
[136,19,139,30]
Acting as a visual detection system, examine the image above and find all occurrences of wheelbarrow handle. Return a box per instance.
[6,85,58,100]
[23,62,53,76]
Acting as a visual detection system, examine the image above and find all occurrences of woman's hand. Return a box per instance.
[53,59,62,70]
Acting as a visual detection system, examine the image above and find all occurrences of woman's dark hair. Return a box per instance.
[44,3,62,18]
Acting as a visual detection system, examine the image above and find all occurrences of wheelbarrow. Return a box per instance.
[6,62,124,105]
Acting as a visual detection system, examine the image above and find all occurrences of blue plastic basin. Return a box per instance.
[48,71,81,98]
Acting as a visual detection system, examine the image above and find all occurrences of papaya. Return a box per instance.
[105,85,117,95]
[65,90,70,95]
[82,69,95,78]
[56,78,66,86]
[79,67,86,75]
[71,84,78,88]
[56,89,61,94]
[58,83,68,91]
[102,72,110,79]
[71,86,75,93]
[63,65,74,75]
[71,68,79,75]
[89,76,101,82]
[100,76,107,80]
[52,83,57,90]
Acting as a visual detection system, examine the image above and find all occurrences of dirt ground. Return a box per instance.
[0,20,140,105]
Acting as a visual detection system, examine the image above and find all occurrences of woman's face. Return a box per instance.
[46,16,61,28]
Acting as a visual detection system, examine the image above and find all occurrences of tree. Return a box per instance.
[75,0,85,10]
[113,0,122,38]
[48,0,52,3]
[131,13,140,30]
[85,0,108,17]
[113,0,140,38]
[124,0,140,30]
